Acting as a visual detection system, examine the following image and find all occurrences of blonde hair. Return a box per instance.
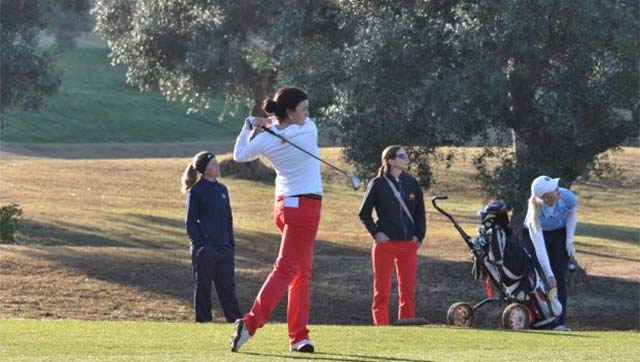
[181,164,199,194]
[525,194,543,233]
[377,145,403,177]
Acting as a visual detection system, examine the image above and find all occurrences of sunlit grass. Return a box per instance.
[2,47,244,143]
[0,319,638,362]
[1,148,638,254]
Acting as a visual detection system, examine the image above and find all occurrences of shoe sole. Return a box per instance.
[230,319,245,352]
[293,344,314,353]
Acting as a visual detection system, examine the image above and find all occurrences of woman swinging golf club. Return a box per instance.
[230,87,321,353]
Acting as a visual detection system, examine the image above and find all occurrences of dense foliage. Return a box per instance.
[93,0,639,220]
[0,0,89,123]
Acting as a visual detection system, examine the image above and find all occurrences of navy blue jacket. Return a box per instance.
[358,172,426,242]
[185,178,234,248]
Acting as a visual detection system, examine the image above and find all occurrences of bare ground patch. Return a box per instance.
[1,237,637,330]
[0,148,638,330]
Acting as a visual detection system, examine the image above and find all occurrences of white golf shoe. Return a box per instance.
[290,339,314,353]
[552,325,571,331]
[230,319,251,352]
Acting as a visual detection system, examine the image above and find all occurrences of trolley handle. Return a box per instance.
[431,195,473,247]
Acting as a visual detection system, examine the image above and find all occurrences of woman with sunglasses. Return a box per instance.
[358,145,426,325]
[522,175,578,331]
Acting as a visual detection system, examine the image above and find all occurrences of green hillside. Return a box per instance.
[1,47,244,143]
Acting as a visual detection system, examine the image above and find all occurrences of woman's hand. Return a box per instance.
[374,232,390,242]
[250,117,272,129]
[566,240,576,257]
[546,276,557,289]
[412,235,422,247]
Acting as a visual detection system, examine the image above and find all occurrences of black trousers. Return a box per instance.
[190,244,242,323]
[522,228,569,326]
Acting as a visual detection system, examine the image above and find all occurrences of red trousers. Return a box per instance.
[371,241,418,325]
[243,196,321,344]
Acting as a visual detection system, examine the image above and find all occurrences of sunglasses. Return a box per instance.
[395,153,408,160]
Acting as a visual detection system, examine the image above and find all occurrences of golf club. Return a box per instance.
[258,126,361,190]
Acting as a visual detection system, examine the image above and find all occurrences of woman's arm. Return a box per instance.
[528,226,554,280]
[414,183,426,242]
[358,179,378,239]
[233,117,265,162]
[226,188,234,249]
[565,208,577,257]
[185,190,203,244]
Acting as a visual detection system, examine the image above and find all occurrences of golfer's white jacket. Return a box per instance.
[233,117,323,197]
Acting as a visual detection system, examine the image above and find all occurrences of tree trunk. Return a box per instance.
[511,128,531,229]
[251,68,276,117]
[236,69,277,175]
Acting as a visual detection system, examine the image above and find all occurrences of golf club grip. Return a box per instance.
[260,126,349,176]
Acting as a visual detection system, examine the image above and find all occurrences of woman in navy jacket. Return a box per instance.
[181,151,242,323]
[358,145,426,325]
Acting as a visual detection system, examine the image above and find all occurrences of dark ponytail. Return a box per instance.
[263,99,278,114]
[377,145,403,177]
[262,87,308,122]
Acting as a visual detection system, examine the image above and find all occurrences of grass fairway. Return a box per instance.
[1,320,638,362]
[1,47,243,143]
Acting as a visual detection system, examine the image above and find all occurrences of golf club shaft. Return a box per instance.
[261,127,351,177]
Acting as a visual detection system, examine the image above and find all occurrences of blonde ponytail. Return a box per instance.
[181,164,199,193]
[525,194,543,233]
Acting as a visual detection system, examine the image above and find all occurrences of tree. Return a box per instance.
[279,0,639,222]
[276,1,469,187]
[451,0,639,222]
[91,0,332,177]
[0,0,90,129]
[93,0,280,117]
[92,0,639,222]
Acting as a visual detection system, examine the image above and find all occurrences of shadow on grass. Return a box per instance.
[243,351,434,362]
[478,327,594,338]
[9,226,640,330]
[316,352,435,362]
[19,219,169,249]
[577,222,640,246]
[578,248,640,263]
[18,217,178,249]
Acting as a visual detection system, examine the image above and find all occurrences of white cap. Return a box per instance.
[531,175,559,198]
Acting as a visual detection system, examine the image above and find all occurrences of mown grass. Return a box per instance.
[1,47,244,143]
[1,320,638,362]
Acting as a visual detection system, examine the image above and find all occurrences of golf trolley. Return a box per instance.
[431,195,562,330]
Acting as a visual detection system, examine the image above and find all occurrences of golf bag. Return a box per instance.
[432,196,562,329]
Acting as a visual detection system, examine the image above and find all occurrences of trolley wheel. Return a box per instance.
[502,303,531,330]
[446,302,475,327]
